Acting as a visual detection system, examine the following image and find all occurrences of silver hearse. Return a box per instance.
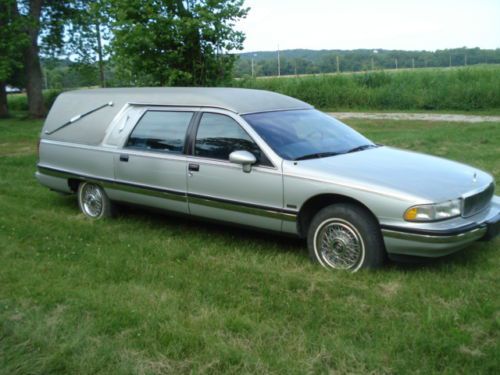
[36,88,500,271]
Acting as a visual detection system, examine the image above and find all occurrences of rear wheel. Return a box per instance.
[77,182,114,219]
[307,203,385,271]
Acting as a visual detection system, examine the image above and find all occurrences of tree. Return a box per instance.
[110,0,249,86]
[0,0,28,117]
[7,1,84,117]
[67,0,111,87]
[22,0,46,117]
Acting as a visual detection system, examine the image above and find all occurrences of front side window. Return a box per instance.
[195,113,263,162]
[243,109,375,160]
[126,111,193,153]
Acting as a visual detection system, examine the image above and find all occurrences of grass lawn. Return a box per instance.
[0,114,499,374]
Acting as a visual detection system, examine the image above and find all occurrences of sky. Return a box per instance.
[236,0,500,52]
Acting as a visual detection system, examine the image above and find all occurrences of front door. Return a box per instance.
[186,111,285,231]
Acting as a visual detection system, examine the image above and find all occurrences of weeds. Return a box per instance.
[234,65,500,112]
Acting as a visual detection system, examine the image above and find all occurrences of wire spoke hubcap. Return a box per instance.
[82,185,103,217]
[316,220,364,270]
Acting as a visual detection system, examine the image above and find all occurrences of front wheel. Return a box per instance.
[77,182,114,219]
[307,203,385,271]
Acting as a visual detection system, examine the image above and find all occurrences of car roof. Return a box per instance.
[59,87,313,115]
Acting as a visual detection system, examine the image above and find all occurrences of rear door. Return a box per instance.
[112,108,195,214]
[186,110,287,231]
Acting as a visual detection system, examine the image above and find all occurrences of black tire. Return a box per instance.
[77,182,114,219]
[307,203,385,271]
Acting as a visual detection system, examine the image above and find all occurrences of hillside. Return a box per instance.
[235,47,500,77]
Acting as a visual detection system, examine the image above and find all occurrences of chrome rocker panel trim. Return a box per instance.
[36,165,297,223]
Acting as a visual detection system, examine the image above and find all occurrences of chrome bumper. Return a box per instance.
[381,205,499,258]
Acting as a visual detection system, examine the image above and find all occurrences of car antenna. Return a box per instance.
[44,101,114,135]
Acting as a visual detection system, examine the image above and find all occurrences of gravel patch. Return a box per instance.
[330,112,500,123]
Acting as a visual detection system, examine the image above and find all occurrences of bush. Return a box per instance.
[7,94,28,111]
[7,89,64,113]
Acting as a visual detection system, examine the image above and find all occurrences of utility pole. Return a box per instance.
[336,55,340,73]
[464,54,467,66]
[252,53,257,78]
[395,58,398,70]
[277,45,281,77]
[412,58,415,69]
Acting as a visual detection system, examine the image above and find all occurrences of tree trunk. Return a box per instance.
[25,0,45,118]
[96,21,105,87]
[0,82,8,118]
[25,42,45,117]
[0,2,11,118]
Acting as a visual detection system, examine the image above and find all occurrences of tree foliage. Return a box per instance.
[64,0,111,87]
[2,0,249,117]
[4,0,83,117]
[1,0,110,116]
[0,0,29,116]
[110,0,248,86]
[0,0,28,83]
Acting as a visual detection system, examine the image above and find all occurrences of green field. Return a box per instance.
[234,65,500,113]
[0,115,499,374]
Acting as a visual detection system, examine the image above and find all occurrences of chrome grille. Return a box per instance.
[462,183,494,217]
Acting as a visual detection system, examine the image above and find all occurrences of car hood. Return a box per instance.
[286,146,493,202]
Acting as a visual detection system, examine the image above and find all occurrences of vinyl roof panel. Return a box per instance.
[42,87,313,145]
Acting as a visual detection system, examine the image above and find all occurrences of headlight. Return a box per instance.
[404,199,462,222]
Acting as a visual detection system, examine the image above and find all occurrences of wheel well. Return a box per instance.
[68,178,82,193]
[297,194,379,238]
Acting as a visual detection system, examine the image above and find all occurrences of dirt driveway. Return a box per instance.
[329,112,500,123]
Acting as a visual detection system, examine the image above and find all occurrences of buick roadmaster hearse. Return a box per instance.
[36,88,500,271]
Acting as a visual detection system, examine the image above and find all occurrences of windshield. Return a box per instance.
[243,109,375,160]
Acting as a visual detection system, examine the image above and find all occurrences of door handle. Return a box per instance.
[188,163,200,172]
[119,154,129,162]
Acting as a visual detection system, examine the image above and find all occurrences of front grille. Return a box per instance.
[463,183,495,217]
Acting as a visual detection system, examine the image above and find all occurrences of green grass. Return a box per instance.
[0,116,499,374]
[233,65,500,112]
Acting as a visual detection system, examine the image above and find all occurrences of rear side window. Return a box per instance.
[195,113,264,162]
[126,111,193,153]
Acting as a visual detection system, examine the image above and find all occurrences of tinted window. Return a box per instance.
[126,111,193,153]
[243,109,374,160]
[195,113,263,162]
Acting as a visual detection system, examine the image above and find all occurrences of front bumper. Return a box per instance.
[382,199,500,258]
[482,211,500,241]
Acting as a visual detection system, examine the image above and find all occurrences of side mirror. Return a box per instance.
[229,150,257,173]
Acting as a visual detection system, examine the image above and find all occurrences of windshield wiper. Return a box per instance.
[345,144,379,154]
[294,145,379,161]
[293,152,341,161]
